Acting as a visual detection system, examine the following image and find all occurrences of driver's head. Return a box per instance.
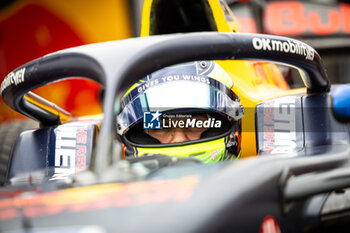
[117,61,244,163]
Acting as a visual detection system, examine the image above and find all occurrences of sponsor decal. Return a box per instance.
[76,126,88,172]
[258,97,303,155]
[50,124,90,180]
[252,37,315,61]
[0,67,26,93]
[137,74,210,94]
[51,126,77,181]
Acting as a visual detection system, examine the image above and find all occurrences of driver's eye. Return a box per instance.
[186,127,205,132]
[148,128,170,136]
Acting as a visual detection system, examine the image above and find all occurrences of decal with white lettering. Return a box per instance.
[252,37,315,61]
[256,96,304,155]
[137,74,210,93]
[0,67,26,94]
[50,122,95,181]
[50,125,77,181]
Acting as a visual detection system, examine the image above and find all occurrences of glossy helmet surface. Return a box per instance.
[116,61,244,163]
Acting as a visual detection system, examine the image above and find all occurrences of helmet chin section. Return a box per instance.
[123,136,240,164]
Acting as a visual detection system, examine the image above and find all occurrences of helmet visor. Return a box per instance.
[116,77,243,136]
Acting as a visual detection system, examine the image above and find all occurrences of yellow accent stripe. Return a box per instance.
[140,0,152,37]
[208,0,231,32]
[136,138,225,158]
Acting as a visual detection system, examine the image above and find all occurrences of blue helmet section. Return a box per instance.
[332,84,350,119]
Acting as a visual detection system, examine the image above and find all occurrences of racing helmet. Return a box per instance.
[116,61,244,163]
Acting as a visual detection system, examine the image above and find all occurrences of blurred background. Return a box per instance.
[0,0,144,122]
[0,0,350,123]
[228,0,350,85]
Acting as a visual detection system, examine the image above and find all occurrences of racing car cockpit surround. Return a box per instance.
[116,61,244,163]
